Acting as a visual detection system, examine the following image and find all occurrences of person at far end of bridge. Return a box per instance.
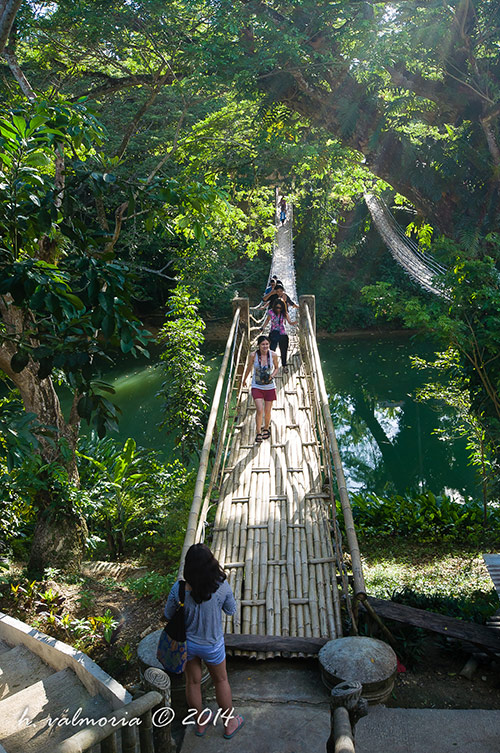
[279,196,287,225]
[164,543,244,740]
[266,284,298,314]
[264,300,293,374]
[242,334,279,443]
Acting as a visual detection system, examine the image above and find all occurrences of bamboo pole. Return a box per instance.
[301,300,366,599]
[57,693,162,753]
[180,307,241,571]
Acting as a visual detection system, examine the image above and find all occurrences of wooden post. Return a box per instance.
[100,735,118,753]
[57,693,162,753]
[138,709,155,753]
[144,667,175,753]
[121,724,138,753]
[233,296,249,344]
[300,295,316,335]
[326,681,367,753]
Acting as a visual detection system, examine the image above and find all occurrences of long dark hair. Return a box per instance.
[256,334,271,365]
[272,300,284,318]
[183,543,226,603]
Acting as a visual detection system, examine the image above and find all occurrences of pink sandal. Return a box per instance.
[223,714,245,739]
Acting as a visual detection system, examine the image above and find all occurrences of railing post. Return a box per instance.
[326,681,368,753]
[300,294,316,334]
[143,668,175,753]
[233,296,249,342]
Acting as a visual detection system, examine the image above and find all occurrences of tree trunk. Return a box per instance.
[0,298,87,574]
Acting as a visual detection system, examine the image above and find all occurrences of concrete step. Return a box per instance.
[180,702,500,753]
[0,667,113,753]
[179,700,329,753]
[205,658,330,705]
[180,658,500,753]
[181,658,331,753]
[0,645,53,700]
[355,706,500,753]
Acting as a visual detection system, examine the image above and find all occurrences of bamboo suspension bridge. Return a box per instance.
[180,197,368,656]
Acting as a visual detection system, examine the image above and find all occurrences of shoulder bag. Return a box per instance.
[156,580,187,674]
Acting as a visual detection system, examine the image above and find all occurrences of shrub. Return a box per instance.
[347,491,499,543]
[125,571,176,601]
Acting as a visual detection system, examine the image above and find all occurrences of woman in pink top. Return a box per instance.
[264,300,293,373]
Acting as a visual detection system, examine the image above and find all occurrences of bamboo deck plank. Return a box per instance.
[209,335,344,656]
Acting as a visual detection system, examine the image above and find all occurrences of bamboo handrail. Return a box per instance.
[302,303,366,599]
[56,691,162,753]
[179,306,241,571]
[194,319,246,542]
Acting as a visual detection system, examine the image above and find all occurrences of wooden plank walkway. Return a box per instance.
[210,334,343,654]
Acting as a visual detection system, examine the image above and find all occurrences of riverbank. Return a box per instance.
[203,319,418,342]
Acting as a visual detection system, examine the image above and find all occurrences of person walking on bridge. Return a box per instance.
[243,334,279,443]
[279,196,287,225]
[264,300,293,374]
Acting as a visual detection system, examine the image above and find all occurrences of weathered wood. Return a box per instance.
[224,633,328,652]
[57,693,162,753]
[101,734,118,753]
[181,306,241,569]
[121,723,138,753]
[363,597,500,652]
[302,303,366,599]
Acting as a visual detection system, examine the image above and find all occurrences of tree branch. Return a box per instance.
[70,72,173,102]
[3,46,35,100]
[0,0,21,55]
[115,70,172,160]
[104,201,129,255]
[147,103,188,183]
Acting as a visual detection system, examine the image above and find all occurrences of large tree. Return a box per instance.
[205,0,500,239]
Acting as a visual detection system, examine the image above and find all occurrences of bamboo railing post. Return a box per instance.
[101,736,118,753]
[300,295,316,335]
[143,667,175,753]
[326,681,367,753]
[179,307,241,571]
[233,296,249,343]
[303,305,366,600]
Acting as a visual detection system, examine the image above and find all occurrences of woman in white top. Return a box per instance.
[242,335,279,443]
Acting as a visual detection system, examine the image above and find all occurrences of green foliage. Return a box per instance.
[0,394,41,469]
[348,491,499,543]
[125,571,176,601]
[0,575,118,651]
[77,432,189,559]
[412,348,496,505]
[363,248,500,474]
[157,285,209,458]
[390,586,499,627]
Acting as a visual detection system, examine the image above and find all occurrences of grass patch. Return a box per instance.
[360,538,498,621]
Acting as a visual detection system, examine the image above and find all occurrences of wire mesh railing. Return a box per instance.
[365,193,451,300]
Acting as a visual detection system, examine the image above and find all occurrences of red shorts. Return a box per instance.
[251,388,276,402]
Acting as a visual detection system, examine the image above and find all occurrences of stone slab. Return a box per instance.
[179,702,500,753]
[206,657,330,705]
[355,706,500,753]
[179,701,330,753]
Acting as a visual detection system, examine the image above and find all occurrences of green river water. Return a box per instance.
[78,334,477,499]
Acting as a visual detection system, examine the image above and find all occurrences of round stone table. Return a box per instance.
[137,629,211,695]
[319,636,397,704]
